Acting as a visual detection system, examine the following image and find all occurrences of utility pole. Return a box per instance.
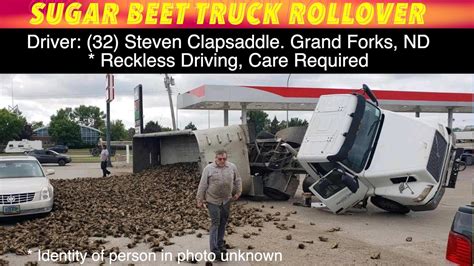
[286,74,292,128]
[8,77,19,115]
[164,74,177,130]
[106,96,112,167]
[11,78,13,107]
[176,93,179,130]
[106,74,115,167]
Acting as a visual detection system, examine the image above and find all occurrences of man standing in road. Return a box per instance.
[196,150,242,260]
[100,145,111,177]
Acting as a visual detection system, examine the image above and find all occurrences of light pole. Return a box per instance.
[176,93,179,130]
[286,74,292,128]
[106,74,114,167]
[164,74,177,130]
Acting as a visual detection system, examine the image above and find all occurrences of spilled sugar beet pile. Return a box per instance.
[0,163,269,257]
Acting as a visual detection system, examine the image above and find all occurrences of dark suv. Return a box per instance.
[47,145,68,153]
[446,205,473,265]
[27,149,72,166]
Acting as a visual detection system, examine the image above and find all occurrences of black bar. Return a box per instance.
[0,29,472,73]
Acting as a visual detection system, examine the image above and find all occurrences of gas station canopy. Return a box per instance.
[177,85,473,113]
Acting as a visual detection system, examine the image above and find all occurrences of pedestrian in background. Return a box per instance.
[196,150,242,261]
[100,145,111,177]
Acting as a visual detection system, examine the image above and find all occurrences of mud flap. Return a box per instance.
[247,174,267,201]
[263,171,299,201]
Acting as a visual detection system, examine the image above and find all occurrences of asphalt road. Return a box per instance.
[42,162,133,179]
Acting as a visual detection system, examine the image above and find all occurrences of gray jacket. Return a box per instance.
[196,162,242,205]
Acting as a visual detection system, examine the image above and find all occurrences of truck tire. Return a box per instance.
[58,159,66,166]
[465,155,473,166]
[302,175,318,193]
[370,196,410,214]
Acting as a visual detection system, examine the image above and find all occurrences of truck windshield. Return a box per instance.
[342,102,381,173]
[0,161,44,178]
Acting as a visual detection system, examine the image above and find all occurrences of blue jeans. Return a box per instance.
[207,201,230,254]
[100,161,110,177]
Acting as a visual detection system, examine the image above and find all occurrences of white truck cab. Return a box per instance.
[297,85,462,214]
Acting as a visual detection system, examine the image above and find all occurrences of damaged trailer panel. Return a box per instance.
[133,124,304,200]
[133,125,252,195]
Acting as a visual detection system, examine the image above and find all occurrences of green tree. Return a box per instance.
[127,127,136,140]
[49,119,82,147]
[73,105,105,130]
[18,123,33,140]
[184,122,197,130]
[144,121,162,133]
[49,108,82,147]
[144,121,173,133]
[288,118,308,127]
[266,116,283,134]
[31,121,44,130]
[247,110,270,134]
[0,108,24,144]
[55,107,75,121]
[110,120,127,141]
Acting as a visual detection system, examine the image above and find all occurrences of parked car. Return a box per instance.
[27,149,71,166]
[47,145,68,154]
[0,156,54,217]
[446,204,473,265]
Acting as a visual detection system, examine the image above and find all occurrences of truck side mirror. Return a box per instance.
[341,174,359,193]
[362,84,379,106]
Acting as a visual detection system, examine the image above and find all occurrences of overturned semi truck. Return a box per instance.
[133,85,464,214]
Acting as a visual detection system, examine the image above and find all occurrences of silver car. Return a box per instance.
[0,156,54,217]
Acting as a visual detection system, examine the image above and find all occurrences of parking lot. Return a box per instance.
[0,163,471,265]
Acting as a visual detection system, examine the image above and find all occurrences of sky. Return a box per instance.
[0,74,473,130]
